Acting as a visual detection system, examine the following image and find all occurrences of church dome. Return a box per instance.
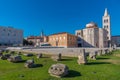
[86,22,98,28]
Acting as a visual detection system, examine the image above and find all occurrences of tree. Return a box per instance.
[23,39,34,46]
[23,39,29,46]
[29,41,34,45]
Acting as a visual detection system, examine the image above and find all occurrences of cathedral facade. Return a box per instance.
[75,8,111,48]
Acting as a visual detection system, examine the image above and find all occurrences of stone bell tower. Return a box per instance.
[103,8,111,47]
[103,8,111,41]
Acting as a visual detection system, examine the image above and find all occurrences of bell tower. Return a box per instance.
[41,29,44,37]
[103,8,111,47]
[103,8,111,41]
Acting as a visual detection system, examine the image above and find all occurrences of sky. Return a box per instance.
[0,0,120,37]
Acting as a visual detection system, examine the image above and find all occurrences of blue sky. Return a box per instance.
[0,0,119,37]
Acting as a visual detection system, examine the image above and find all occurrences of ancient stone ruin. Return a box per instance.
[0,54,11,60]
[7,55,23,62]
[48,63,69,77]
[0,55,7,60]
[37,53,43,58]
[89,51,96,60]
[51,53,62,61]
[97,50,102,56]
[102,49,106,55]
[113,44,117,50]
[104,49,109,54]
[77,49,87,64]
[109,47,113,52]
[24,59,36,68]
[10,51,15,55]
[17,52,22,55]
[107,49,110,53]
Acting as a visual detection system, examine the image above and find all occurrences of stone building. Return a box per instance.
[27,36,48,46]
[27,32,77,48]
[0,26,23,46]
[103,8,111,41]
[27,30,49,47]
[75,8,111,48]
[48,32,77,48]
[111,36,120,47]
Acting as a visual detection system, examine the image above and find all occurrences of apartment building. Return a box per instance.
[0,26,23,46]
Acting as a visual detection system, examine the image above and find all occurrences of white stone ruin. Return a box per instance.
[104,49,109,54]
[113,44,117,50]
[37,53,43,58]
[77,49,87,64]
[7,55,23,63]
[97,50,102,56]
[109,46,113,52]
[24,59,36,68]
[89,51,96,60]
[51,53,62,61]
[48,63,69,77]
[102,49,106,55]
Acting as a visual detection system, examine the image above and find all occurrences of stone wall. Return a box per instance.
[11,47,111,57]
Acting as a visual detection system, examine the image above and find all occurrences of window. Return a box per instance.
[106,31,109,34]
[64,36,66,40]
[104,25,108,29]
[77,32,81,35]
[104,19,108,23]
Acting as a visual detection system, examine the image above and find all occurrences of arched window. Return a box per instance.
[104,25,108,29]
[104,19,108,23]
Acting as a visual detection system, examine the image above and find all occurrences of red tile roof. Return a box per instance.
[27,36,41,39]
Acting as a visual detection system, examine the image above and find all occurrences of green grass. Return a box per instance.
[0,50,120,80]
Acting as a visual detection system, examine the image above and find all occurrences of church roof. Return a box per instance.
[86,22,98,28]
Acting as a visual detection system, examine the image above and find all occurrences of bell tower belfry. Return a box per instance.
[103,8,111,41]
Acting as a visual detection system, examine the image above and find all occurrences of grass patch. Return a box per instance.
[0,50,120,80]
